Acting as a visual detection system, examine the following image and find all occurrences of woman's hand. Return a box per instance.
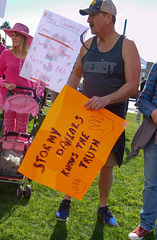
[4,82,17,90]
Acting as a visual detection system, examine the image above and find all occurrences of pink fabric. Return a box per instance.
[0,134,31,151]
[15,112,30,133]
[0,44,6,55]
[3,111,16,132]
[3,23,33,47]
[3,94,39,117]
[3,110,30,133]
[36,81,46,98]
[0,49,36,109]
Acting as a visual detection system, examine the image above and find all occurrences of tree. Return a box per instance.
[0,21,11,40]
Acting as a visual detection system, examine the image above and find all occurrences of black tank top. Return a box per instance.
[81,35,126,109]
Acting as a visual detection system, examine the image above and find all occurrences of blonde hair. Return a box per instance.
[12,34,29,56]
[0,33,2,44]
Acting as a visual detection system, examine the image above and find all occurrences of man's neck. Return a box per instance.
[97,31,120,52]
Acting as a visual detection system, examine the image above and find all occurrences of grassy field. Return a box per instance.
[0,106,155,240]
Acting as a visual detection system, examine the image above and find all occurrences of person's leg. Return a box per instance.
[50,90,59,104]
[99,152,117,207]
[44,88,48,106]
[50,90,54,104]
[3,110,16,133]
[38,96,45,115]
[99,166,113,207]
[44,88,51,106]
[55,194,71,221]
[55,153,118,223]
[140,135,157,232]
[63,195,71,200]
[129,135,157,239]
[97,152,118,226]
[16,113,30,133]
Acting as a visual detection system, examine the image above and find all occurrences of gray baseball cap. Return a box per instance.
[79,0,117,17]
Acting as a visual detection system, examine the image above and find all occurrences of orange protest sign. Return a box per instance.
[18,85,128,200]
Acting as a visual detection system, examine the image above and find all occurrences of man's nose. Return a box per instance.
[87,15,91,23]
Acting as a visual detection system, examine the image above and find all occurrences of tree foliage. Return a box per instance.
[0,21,11,41]
[0,21,11,30]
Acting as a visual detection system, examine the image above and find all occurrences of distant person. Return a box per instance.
[51,90,59,103]
[129,63,157,239]
[2,38,6,46]
[55,0,141,226]
[39,88,58,115]
[43,88,51,107]
[0,33,6,55]
[44,88,59,106]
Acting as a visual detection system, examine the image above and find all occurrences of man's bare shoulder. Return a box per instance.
[123,37,138,50]
[84,36,93,45]
[122,37,140,61]
[80,37,94,57]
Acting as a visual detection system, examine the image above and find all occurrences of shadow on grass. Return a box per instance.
[144,231,155,240]
[0,181,31,203]
[123,136,132,165]
[90,215,104,240]
[50,221,67,240]
[0,182,30,222]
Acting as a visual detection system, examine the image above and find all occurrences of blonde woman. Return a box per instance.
[0,23,35,133]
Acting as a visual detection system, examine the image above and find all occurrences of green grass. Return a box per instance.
[0,108,155,240]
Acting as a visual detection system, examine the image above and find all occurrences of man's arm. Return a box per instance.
[137,63,157,124]
[68,43,88,89]
[68,37,93,89]
[68,56,82,89]
[85,38,141,110]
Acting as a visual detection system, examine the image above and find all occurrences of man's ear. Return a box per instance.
[105,14,113,24]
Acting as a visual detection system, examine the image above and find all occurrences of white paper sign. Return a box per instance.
[20,9,88,93]
[0,0,7,18]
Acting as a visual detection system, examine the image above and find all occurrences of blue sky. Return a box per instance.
[1,0,157,63]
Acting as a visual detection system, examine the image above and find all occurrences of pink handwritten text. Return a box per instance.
[55,66,66,75]
[46,13,57,26]
[60,19,80,34]
[39,24,51,35]
[32,69,53,83]
[58,46,71,60]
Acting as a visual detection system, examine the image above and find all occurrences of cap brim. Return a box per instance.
[79,7,100,16]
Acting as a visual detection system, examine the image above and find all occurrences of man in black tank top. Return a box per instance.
[55,0,141,227]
